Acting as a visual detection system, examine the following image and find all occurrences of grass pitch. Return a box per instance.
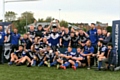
[0,64,119,80]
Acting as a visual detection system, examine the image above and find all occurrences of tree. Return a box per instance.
[45,17,54,22]
[60,20,68,28]
[17,11,35,34]
[5,11,17,22]
[107,26,112,33]
[38,18,44,22]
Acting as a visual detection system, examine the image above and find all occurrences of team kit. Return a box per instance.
[0,21,116,71]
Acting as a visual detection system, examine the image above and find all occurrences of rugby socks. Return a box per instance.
[38,61,44,66]
[75,62,79,68]
[32,60,36,66]
[63,62,70,67]
[8,61,13,65]
[98,61,102,69]
[50,61,57,66]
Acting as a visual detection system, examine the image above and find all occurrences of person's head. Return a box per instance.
[18,45,24,51]
[77,47,81,53]
[52,26,57,32]
[13,28,18,33]
[70,32,75,37]
[67,46,72,52]
[107,43,113,50]
[0,26,3,31]
[79,29,84,35]
[65,28,69,34]
[46,46,51,51]
[43,37,47,43]
[102,29,107,35]
[37,24,42,31]
[86,40,91,47]
[90,23,95,29]
[29,25,34,31]
[60,26,65,31]
[97,29,102,35]
[97,40,103,47]
[23,34,28,39]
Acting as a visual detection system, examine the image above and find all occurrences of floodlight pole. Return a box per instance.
[2,0,39,22]
[59,9,61,21]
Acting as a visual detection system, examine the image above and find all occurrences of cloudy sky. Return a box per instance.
[0,0,120,25]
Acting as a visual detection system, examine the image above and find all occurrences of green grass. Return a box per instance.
[0,64,120,80]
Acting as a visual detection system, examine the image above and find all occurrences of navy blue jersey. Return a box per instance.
[99,46,108,57]
[45,51,55,59]
[44,32,51,43]
[49,32,61,46]
[62,33,71,47]
[39,42,48,49]
[0,31,6,45]
[97,34,103,41]
[71,35,79,48]
[34,43,40,51]
[79,33,88,43]
[102,33,112,45]
[28,31,36,39]
[88,28,97,45]
[10,32,21,45]
[84,46,94,54]
[64,51,76,57]
[35,30,43,37]
[108,49,116,65]
[14,50,26,58]
[21,38,32,49]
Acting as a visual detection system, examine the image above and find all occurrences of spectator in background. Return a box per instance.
[0,26,7,64]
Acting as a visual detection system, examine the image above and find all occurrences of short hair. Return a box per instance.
[91,23,95,26]
[98,40,103,44]
[38,24,42,27]
[107,43,113,48]
[19,45,24,48]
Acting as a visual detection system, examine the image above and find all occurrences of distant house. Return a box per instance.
[96,23,108,30]
[78,23,89,31]
[78,22,108,31]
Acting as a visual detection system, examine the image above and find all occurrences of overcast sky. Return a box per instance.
[0,0,120,25]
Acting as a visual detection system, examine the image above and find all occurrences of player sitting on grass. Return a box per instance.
[59,46,77,70]
[8,45,32,67]
[38,46,55,67]
[71,47,86,70]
